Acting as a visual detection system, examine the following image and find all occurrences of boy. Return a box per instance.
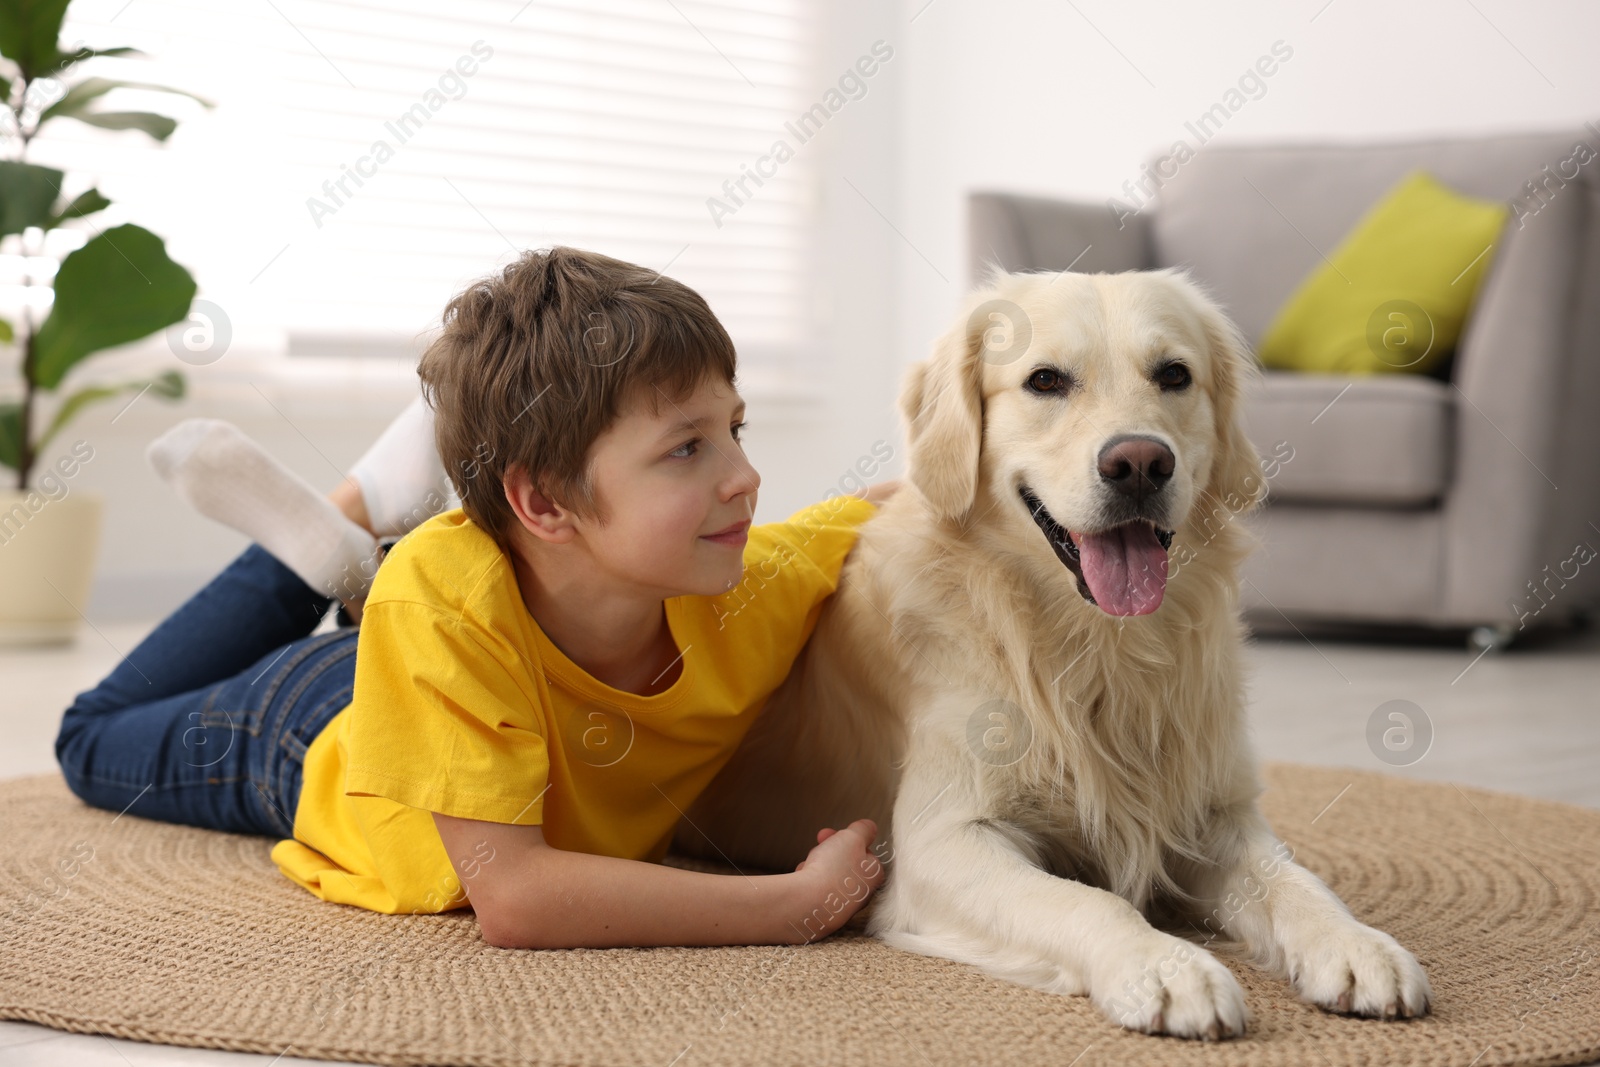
[57,246,894,950]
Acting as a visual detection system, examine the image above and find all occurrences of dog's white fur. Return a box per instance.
[676,268,1433,1039]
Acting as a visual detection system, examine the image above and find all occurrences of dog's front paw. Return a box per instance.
[1095,933,1250,1040]
[1285,920,1433,1019]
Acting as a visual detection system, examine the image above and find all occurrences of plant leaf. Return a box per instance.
[0,0,71,82]
[32,224,197,390]
[41,45,144,78]
[62,109,178,141]
[46,186,110,228]
[0,317,13,343]
[0,159,64,238]
[38,76,214,126]
[0,402,20,471]
[35,370,185,455]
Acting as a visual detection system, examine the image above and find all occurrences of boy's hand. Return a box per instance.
[858,480,901,506]
[786,818,887,943]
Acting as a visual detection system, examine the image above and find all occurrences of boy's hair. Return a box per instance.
[418,246,738,550]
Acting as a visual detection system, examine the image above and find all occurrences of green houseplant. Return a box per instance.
[0,0,209,643]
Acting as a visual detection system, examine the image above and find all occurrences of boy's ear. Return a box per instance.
[503,465,575,543]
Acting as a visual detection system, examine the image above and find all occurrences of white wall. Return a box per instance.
[890,0,1600,372]
[47,0,1599,620]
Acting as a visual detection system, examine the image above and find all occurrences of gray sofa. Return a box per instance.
[968,126,1600,647]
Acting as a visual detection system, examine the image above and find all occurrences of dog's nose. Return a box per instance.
[1097,435,1175,500]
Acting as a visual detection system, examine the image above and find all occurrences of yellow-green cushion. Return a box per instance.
[1258,170,1509,375]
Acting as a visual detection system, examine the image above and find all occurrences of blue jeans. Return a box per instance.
[55,544,362,839]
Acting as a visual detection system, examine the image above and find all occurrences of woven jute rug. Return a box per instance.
[1,764,1596,1067]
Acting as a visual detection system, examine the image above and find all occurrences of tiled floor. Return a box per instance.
[3,618,1597,1065]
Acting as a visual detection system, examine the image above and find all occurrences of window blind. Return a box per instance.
[30,0,817,370]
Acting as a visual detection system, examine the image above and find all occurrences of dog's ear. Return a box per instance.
[1175,274,1266,513]
[1200,303,1267,513]
[899,302,988,523]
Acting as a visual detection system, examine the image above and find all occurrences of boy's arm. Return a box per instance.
[856,479,901,506]
[433,812,881,949]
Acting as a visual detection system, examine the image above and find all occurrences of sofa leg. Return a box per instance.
[1467,622,1517,653]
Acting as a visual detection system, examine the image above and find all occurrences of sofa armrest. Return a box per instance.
[967,191,1151,288]
[1438,170,1600,626]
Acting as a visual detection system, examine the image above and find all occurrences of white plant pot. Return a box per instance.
[0,488,104,646]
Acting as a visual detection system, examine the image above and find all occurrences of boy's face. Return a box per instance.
[576,375,759,597]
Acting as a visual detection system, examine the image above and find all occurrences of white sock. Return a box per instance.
[348,394,454,538]
[147,419,381,601]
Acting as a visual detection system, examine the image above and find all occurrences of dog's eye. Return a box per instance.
[1155,362,1192,390]
[1025,368,1068,394]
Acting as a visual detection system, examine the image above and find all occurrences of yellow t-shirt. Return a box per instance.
[269,493,879,915]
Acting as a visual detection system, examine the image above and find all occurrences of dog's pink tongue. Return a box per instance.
[1075,524,1169,616]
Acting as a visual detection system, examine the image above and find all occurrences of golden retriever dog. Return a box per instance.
[676,267,1433,1039]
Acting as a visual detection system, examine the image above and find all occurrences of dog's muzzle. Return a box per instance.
[1019,484,1174,616]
